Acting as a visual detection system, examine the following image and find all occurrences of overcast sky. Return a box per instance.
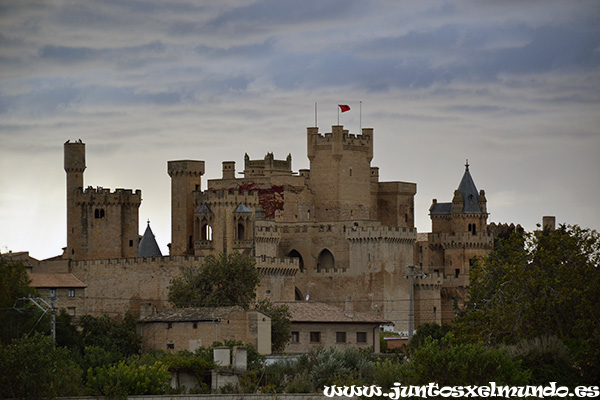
[1,0,599,260]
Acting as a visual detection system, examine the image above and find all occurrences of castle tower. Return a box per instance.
[424,161,493,323]
[307,125,374,221]
[64,141,86,258]
[168,160,205,255]
[63,141,141,260]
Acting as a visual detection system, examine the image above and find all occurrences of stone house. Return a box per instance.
[28,273,86,317]
[138,306,272,354]
[276,301,391,353]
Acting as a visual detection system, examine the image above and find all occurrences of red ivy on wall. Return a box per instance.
[237,183,284,219]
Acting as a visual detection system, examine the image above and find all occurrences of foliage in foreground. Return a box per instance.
[454,224,600,383]
[0,333,83,400]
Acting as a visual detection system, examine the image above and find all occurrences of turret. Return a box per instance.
[64,141,86,258]
[168,160,205,255]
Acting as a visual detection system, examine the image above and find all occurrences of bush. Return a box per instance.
[400,335,530,386]
[86,359,170,398]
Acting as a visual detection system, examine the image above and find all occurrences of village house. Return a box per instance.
[137,306,272,354]
[276,301,390,353]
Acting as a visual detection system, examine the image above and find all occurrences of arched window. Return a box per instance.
[295,287,303,301]
[288,249,304,272]
[317,249,334,272]
[201,224,212,241]
[237,223,245,241]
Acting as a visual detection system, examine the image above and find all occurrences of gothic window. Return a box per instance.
[94,208,105,219]
[237,222,245,241]
[201,224,213,241]
[317,249,334,272]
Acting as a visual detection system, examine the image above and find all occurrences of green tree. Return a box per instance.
[79,313,141,359]
[0,258,42,343]
[454,224,600,383]
[168,251,260,308]
[255,299,291,353]
[399,335,530,386]
[456,225,600,342]
[0,333,83,399]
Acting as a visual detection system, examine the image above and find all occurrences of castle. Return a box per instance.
[35,124,492,331]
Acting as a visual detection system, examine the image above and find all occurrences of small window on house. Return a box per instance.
[310,331,321,343]
[291,331,300,343]
[67,307,76,316]
[193,322,198,329]
[68,289,75,297]
[336,332,347,343]
[167,343,174,350]
[195,184,200,191]
[167,322,172,329]
[50,289,56,297]
[356,332,367,343]
[455,269,460,278]
[129,239,133,247]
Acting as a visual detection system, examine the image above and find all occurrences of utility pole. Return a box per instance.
[404,265,427,340]
[16,295,57,346]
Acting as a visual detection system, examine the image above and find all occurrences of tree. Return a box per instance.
[454,224,600,383]
[255,299,292,353]
[0,333,83,399]
[79,313,142,359]
[399,335,530,386]
[168,252,260,309]
[455,225,600,343]
[0,258,43,343]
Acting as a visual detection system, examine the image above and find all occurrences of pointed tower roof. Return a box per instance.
[457,160,481,213]
[139,220,162,257]
[234,203,251,213]
[430,160,484,215]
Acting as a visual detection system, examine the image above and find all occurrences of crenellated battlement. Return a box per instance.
[197,188,260,207]
[70,254,299,276]
[346,226,417,243]
[256,256,300,276]
[428,232,494,248]
[308,125,373,156]
[76,186,142,206]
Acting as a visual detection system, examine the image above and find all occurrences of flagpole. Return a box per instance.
[337,105,340,125]
[315,102,317,127]
[360,101,362,132]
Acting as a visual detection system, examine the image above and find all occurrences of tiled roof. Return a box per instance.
[139,306,245,323]
[275,301,390,324]
[29,273,86,288]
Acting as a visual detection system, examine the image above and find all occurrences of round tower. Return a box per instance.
[64,141,86,258]
[168,160,205,255]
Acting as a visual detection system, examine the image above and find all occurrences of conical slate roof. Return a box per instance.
[139,221,162,257]
[457,162,481,213]
[234,203,251,213]
[430,161,483,215]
